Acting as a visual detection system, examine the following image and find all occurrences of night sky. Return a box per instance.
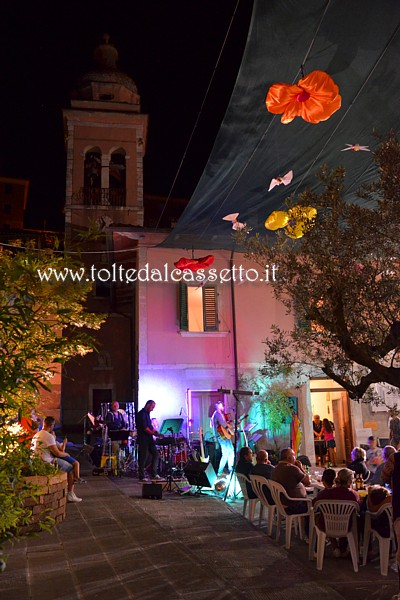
[0,1,253,231]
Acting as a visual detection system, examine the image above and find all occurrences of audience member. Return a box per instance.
[31,416,82,502]
[313,468,362,557]
[271,447,310,515]
[51,432,86,483]
[321,467,336,489]
[348,447,370,481]
[366,485,392,538]
[369,445,396,485]
[236,446,257,499]
[251,449,275,503]
[382,450,400,600]
[366,436,383,474]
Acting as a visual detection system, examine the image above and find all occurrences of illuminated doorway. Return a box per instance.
[310,378,354,465]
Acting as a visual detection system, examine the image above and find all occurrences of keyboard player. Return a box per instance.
[136,400,162,481]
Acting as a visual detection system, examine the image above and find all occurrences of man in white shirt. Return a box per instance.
[31,416,82,503]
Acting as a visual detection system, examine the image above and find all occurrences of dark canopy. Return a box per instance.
[163,0,400,250]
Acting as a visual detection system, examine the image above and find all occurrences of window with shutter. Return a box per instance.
[178,283,218,332]
[178,282,188,331]
[203,286,218,331]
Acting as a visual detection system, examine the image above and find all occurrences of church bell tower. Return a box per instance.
[63,34,148,239]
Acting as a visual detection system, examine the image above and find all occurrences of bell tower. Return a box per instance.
[63,34,148,239]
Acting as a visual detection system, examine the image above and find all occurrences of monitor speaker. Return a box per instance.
[183,461,217,488]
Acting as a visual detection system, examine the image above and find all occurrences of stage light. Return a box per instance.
[214,477,227,493]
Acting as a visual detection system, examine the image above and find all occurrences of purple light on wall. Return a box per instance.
[187,388,192,426]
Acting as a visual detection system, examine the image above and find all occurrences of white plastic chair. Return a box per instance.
[266,479,312,549]
[235,472,260,522]
[362,504,394,576]
[250,474,276,535]
[310,500,360,572]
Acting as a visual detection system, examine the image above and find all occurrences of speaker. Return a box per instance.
[142,483,163,499]
[184,461,217,488]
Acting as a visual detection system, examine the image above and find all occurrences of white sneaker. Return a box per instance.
[152,474,162,480]
[67,491,82,502]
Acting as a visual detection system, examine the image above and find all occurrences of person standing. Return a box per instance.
[105,401,128,431]
[389,411,400,449]
[313,415,326,466]
[136,400,161,481]
[210,401,235,477]
[313,415,323,439]
[321,418,337,467]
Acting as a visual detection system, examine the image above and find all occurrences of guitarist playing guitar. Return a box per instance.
[211,401,235,477]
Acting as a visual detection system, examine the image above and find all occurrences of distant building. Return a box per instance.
[0,177,29,231]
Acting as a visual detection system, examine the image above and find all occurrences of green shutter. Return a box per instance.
[178,282,188,331]
[203,286,218,331]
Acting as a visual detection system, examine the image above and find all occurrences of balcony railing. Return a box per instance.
[72,187,126,207]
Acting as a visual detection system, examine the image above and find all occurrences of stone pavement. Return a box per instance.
[1,459,399,600]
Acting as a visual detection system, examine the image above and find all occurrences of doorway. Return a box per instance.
[310,379,353,465]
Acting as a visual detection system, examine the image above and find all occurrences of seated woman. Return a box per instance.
[348,447,370,482]
[313,468,362,557]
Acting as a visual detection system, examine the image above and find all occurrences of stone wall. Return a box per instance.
[20,472,67,535]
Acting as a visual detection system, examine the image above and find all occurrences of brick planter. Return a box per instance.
[19,472,68,535]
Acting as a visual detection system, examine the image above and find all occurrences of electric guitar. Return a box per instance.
[198,427,209,463]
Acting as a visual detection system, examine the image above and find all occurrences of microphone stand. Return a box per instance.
[164,428,179,492]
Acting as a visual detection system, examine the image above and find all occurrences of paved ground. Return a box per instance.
[2,452,399,600]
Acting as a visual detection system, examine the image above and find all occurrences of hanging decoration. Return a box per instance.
[268,170,293,191]
[174,255,215,272]
[265,205,317,239]
[291,413,302,456]
[222,213,246,230]
[264,210,289,231]
[266,70,341,124]
[341,144,370,152]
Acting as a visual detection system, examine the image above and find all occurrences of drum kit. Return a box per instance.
[85,405,196,479]
[85,403,138,476]
[155,436,193,478]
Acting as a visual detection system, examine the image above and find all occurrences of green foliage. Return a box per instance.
[0,242,105,559]
[242,376,293,434]
[237,133,400,402]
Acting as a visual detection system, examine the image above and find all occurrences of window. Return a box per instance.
[178,282,218,332]
[84,149,102,189]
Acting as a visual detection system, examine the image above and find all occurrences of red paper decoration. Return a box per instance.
[174,255,215,272]
[266,70,341,124]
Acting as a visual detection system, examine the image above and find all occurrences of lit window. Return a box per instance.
[178,282,218,332]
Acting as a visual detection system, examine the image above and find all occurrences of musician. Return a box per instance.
[105,401,128,431]
[136,400,161,481]
[211,401,235,477]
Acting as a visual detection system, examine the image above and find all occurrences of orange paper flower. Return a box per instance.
[266,70,341,124]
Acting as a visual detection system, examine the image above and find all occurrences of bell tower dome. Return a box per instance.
[63,34,148,238]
